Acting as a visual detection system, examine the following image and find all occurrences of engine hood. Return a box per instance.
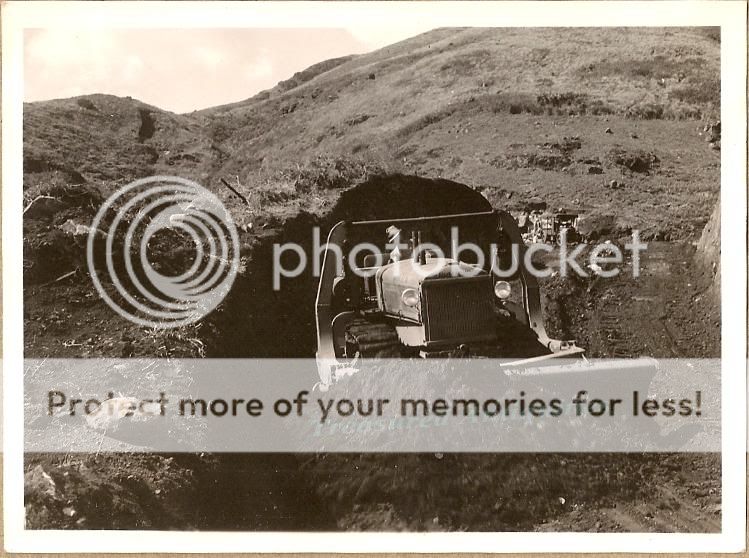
[378,256,486,289]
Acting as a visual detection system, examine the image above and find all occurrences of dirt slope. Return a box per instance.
[695,201,720,301]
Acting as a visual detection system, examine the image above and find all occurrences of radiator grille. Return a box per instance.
[422,277,495,343]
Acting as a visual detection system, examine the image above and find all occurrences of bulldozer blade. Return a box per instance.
[498,346,586,367]
[500,356,659,383]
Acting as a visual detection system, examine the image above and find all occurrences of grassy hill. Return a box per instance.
[23,94,211,186]
[200,26,719,160]
[24,27,720,239]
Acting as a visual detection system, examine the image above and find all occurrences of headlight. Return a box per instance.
[494,281,511,300]
[401,288,419,307]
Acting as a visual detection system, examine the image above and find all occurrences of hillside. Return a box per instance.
[24,27,721,239]
[199,27,719,152]
[23,95,211,185]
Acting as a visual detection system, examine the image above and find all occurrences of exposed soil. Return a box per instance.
[541,241,720,359]
[203,174,494,358]
[137,109,156,142]
[25,453,336,530]
[24,198,721,532]
[606,146,660,174]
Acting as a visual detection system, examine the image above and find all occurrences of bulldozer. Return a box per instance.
[311,176,661,449]
[314,209,586,387]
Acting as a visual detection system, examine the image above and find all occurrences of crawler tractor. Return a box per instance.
[314,210,584,387]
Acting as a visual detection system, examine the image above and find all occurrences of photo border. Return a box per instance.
[3,1,746,552]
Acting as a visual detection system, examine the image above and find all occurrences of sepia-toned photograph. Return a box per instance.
[3,1,746,553]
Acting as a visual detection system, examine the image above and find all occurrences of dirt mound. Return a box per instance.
[499,143,572,172]
[606,147,659,174]
[23,183,107,284]
[204,174,492,358]
[331,174,492,221]
[25,455,200,529]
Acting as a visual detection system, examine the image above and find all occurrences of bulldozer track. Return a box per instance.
[345,318,402,358]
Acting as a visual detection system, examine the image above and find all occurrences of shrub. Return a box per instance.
[396,108,455,138]
[588,100,616,116]
[280,156,385,193]
[578,56,707,81]
[669,78,720,106]
[626,103,665,120]
[536,92,588,108]
[76,98,98,111]
[472,93,544,116]
[209,119,233,143]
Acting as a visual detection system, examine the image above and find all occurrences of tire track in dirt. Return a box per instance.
[584,242,694,359]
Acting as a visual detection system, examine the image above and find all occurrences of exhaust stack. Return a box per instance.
[411,230,426,265]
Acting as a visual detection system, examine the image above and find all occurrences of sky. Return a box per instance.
[24,27,433,113]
